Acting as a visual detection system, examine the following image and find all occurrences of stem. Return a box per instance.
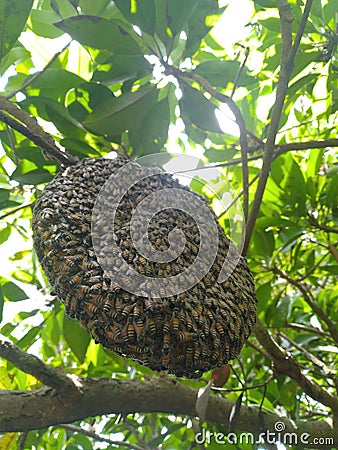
[5,41,71,100]
[243,0,314,255]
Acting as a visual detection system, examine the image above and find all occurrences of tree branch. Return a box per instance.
[0,336,78,393]
[277,331,338,388]
[162,63,249,224]
[0,98,77,166]
[0,202,34,221]
[5,42,71,100]
[59,424,145,450]
[270,267,338,345]
[243,0,313,255]
[0,374,335,448]
[253,320,338,413]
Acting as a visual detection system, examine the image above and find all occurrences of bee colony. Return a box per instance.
[32,156,257,378]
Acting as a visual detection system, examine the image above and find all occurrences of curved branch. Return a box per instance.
[0,375,335,448]
[0,338,336,448]
[0,98,77,166]
[0,337,77,393]
[270,267,338,345]
[162,62,249,224]
[253,320,338,412]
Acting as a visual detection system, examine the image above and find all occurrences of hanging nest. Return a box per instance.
[32,156,257,378]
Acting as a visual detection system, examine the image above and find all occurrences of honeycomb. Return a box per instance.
[32,156,257,378]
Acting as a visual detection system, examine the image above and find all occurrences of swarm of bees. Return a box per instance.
[32,156,257,378]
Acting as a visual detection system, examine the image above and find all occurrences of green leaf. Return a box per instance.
[60,138,102,158]
[16,326,41,350]
[270,296,292,328]
[0,225,11,245]
[55,15,142,54]
[194,60,256,88]
[0,287,3,323]
[253,229,275,258]
[79,0,112,16]
[2,281,28,302]
[166,0,198,36]
[30,9,64,39]
[93,54,151,85]
[0,46,31,76]
[63,314,91,363]
[130,97,170,155]
[114,0,156,35]
[11,165,54,185]
[28,69,85,101]
[83,85,158,135]
[184,0,223,57]
[254,0,276,8]
[44,99,85,138]
[0,0,33,61]
[180,83,223,133]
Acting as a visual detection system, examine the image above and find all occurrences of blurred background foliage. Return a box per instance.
[0,0,337,448]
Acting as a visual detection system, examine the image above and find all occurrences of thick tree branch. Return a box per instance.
[0,98,77,166]
[0,337,78,393]
[0,375,335,448]
[253,320,338,413]
[243,0,314,255]
[0,338,336,447]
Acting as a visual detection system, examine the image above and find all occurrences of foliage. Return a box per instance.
[0,0,337,448]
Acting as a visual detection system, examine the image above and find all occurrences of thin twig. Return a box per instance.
[296,250,331,281]
[218,172,260,220]
[283,322,330,339]
[253,319,338,412]
[0,336,77,393]
[162,62,250,224]
[270,266,338,345]
[59,424,145,450]
[278,331,338,386]
[231,46,249,98]
[243,0,314,255]
[5,41,71,100]
[0,202,35,221]
[212,375,275,393]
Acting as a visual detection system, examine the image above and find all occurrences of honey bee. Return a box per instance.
[103,301,112,315]
[163,333,170,347]
[185,315,194,331]
[106,325,123,342]
[138,256,147,266]
[85,302,99,315]
[121,303,134,320]
[69,273,82,285]
[193,347,201,361]
[172,314,180,332]
[211,349,220,364]
[147,317,157,334]
[134,318,144,336]
[215,321,225,337]
[126,319,136,341]
[163,320,170,334]
[145,265,154,276]
[133,300,142,319]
